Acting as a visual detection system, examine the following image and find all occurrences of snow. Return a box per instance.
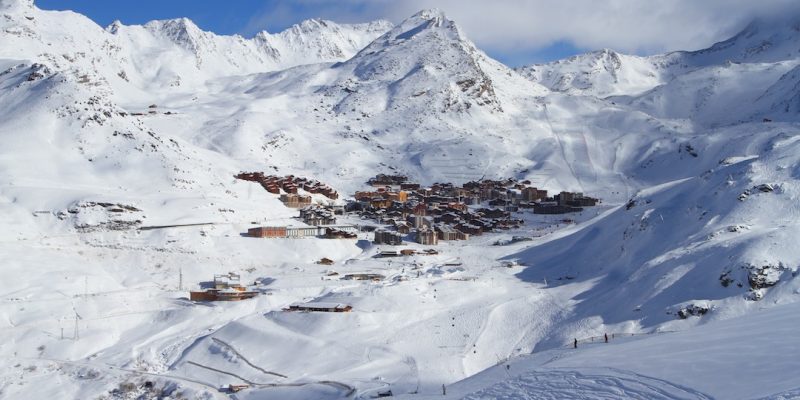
[433,300,800,399]
[0,2,800,398]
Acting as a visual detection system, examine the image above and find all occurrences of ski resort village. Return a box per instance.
[2,0,800,399]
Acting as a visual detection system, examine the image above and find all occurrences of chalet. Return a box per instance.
[325,227,357,239]
[456,223,483,236]
[395,221,412,234]
[437,212,462,224]
[317,258,334,265]
[371,198,393,209]
[300,206,336,226]
[189,273,259,302]
[386,191,409,203]
[369,174,408,186]
[280,194,312,208]
[446,202,469,212]
[478,208,509,219]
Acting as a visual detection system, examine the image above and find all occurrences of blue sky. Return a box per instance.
[34,0,791,67]
[29,0,578,66]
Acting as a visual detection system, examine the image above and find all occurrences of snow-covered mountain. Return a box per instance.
[516,49,664,97]
[1,0,800,398]
[518,16,800,101]
[1,0,392,94]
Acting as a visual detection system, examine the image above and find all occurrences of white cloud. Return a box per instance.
[244,0,800,64]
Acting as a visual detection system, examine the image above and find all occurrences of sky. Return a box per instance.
[34,0,800,66]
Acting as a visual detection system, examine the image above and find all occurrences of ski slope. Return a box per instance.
[431,300,800,399]
[1,0,800,398]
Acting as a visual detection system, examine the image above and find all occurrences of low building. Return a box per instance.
[395,221,412,234]
[189,273,259,302]
[325,228,357,239]
[286,302,352,312]
[286,226,320,238]
[249,225,356,239]
[554,191,597,207]
[280,194,312,208]
[343,273,385,281]
[248,226,287,238]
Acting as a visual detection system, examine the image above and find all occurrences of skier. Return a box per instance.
[604,333,608,343]
[573,338,577,349]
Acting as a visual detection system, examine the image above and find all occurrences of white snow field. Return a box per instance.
[426,300,800,400]
[1,0,800,398]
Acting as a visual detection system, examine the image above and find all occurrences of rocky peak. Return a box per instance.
[687,15,800,64]
[144,17,208,53]
[105,20,123,35]
[332,9,505,114]
[0,0,34,11]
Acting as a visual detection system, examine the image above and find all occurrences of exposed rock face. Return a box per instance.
[720,262,791,301]
[676,303,710,319]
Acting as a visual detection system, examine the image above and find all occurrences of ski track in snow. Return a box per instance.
[2,2,800,399]
[463,368,712,400]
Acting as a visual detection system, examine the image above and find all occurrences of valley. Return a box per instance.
[1,0,800,398]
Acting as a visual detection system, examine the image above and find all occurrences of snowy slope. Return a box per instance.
[517,50,664,98]
[432,300,800,399]
[1,1,800,398]
[1,0,392,95]
[519,16,800,103]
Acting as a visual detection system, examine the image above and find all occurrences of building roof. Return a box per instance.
[291,302,350,309]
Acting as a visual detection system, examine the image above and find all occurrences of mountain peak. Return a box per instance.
[382,7,464,44]
[0,0,33,11]
[411,8,447,21]
[689,15,800,63]
[106,20,123,35]
[143,17,209,55]
[330,8,507,115]
[144,17,201,33]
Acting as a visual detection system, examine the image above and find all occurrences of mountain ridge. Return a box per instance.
[1,4,800,399]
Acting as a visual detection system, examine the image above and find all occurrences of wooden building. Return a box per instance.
[189,273,259,301]
[247,226,287,238]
